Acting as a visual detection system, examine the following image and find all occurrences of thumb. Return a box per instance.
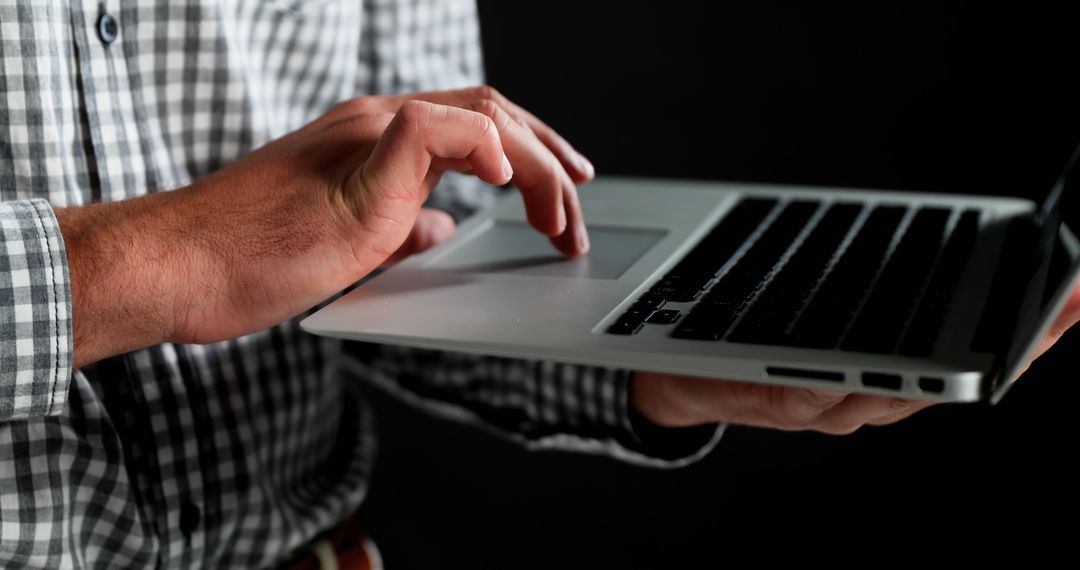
[380,208,456,267]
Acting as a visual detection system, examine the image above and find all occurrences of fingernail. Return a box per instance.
[577,154,595,178]
[501,155,514,180]
[434,217,455,241]
[577,225,590,253]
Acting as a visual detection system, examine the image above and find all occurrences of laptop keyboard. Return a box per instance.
[606,197,980,356]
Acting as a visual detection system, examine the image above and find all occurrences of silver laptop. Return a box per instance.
[302,148,1080,403]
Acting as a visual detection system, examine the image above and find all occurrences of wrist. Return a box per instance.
[56,194,193,366]
[630,370,711,428]
[626,372,722,459]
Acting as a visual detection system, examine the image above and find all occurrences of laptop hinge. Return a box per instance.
[968,215,1039,399]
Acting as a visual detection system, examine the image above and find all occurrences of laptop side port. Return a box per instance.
[862,372,902,390]
[765,367,845,383]
[918,376,945,394]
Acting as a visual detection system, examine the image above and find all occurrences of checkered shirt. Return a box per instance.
[0,1,722,568]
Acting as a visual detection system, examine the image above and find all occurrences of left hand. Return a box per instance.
[631,284,1080,434]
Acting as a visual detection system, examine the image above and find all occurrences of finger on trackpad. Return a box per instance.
[425,221,666,280]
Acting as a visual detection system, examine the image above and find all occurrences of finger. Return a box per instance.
[547,176,589,255]
[380,208,456,267]
[360,100,511,197]
[632,372,849,430]
[816,395,934,434]
[467,99,588,254]
[770,386,849,428]
[499,97,596,184]
[468,99,565,235]
[352,88,591,252]
[405,86,596,185]
[348,101,512,260]
[865,400,936,426]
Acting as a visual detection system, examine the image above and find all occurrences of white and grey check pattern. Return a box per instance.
[0,1,722,568]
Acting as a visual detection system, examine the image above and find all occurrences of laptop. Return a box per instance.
[301,147,1080,403]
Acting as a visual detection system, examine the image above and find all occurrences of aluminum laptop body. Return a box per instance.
[302,153,1080,403]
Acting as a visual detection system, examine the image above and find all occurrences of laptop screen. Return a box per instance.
[995,144,1080,400]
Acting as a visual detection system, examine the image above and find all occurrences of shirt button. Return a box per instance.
[180,502,201,538]
[97,12,119,45]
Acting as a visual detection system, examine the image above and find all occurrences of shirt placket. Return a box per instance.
[67,2,207,567]
[68,0,149,203]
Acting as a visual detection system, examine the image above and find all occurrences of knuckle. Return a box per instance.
[397,100,438,130]
[474,114,500,143]
[782,388,842,425]
[471,99,500,116]
[337,96,377,116]
[471,84,502,102]
[759,387,846,430]
[471,99,515,133]
[397,99,427,119]
[802,388,845,410]
[888,397,913,413]
[544,157,562,181]
[374,111,395,130]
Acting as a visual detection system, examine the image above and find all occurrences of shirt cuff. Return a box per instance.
[603,369,725,465]
[0,199,73,422]
[522,364,723,467]
[622,395,724,462]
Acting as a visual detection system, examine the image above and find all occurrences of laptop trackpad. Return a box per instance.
[426,221,666,280]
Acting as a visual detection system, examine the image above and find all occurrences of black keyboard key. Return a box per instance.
[705,270,763,304]
[729,203,861,345]
[671,306,736,340]
[606,198,774,337]
[607,318,645,335]
[712,201,819,301]
[649,198,777,303]
[646,309,682,325]
[732,201,820,272]
[842,208,950,353]
[623,305,655,322]
[652,276,712,302]
[899,210,979,356]
[678,199,776,272]
[673,200,819,341]
[790,205,906,348]
[607,304,654,336]
[635,293,668,311]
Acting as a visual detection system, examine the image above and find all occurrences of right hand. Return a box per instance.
[58,89,593,366]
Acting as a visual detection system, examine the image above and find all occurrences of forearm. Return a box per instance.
[55,192,189,368]
[341,343,724,467]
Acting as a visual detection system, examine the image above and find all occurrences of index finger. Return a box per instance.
[401,86,597,185]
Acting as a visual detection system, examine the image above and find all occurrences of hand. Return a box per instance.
[56,86,594,367]
[631,284,1080,434]
[353,86,595,256]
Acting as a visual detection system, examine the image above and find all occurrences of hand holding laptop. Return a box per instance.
[632,275,1080,434]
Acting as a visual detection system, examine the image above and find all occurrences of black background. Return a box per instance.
[364,2,1079,566]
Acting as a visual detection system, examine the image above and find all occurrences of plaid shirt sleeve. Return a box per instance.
[0,199,72,423]
[342,343,724,468]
